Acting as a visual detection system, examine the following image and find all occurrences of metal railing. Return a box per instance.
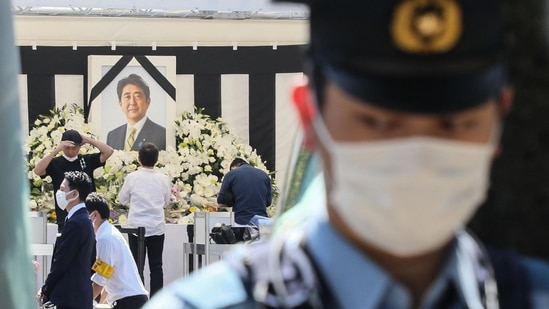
[114,225,146,279]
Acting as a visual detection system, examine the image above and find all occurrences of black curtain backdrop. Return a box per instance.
[194,74,222,119]
[249,74,276,170]
[26,74,55,121]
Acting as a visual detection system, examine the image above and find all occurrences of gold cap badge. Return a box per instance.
[391,0,462,54]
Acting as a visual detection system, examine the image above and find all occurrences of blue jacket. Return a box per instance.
[217,163,272,225]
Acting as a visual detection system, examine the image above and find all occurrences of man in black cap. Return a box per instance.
[34,129,113,231]
[144,1,549,308]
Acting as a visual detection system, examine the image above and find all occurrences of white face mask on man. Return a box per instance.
[55,189,78,211]
[62,154,78,162]
[88,211,97,226]
[314,117,497,257]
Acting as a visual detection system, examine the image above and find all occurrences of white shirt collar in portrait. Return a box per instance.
[126,116,147,140]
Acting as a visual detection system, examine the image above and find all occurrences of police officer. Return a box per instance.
[143,0,549,308]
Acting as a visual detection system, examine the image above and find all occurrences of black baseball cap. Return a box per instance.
[61,129,83,146]
[275,0,508,114]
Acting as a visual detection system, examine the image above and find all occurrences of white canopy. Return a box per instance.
[12,0,309,19]
[13,0,309,47]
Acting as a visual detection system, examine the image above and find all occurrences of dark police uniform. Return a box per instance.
[143,178,549,308]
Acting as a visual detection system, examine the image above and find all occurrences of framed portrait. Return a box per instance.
[87,55,176,150]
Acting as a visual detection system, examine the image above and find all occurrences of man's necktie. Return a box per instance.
[125,127,136,151]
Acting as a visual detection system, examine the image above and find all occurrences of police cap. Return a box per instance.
[277,0,507,114]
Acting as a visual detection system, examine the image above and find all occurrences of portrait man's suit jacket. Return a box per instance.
[106,117,166,151]
[43,207,95,309]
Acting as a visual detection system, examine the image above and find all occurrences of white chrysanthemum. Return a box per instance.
[203,185,216,198]
[178,214,194,225]
[194,183,204,196]
[190,194,208,207]
[118,215,127,224]
[93,168,105,178]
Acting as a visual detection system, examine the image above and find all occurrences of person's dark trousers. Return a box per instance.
[129,233,165,296]
[113,294,148,309]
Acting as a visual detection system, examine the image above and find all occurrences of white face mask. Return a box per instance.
[63,154,78,162]
[55,189,78,211]
[315,118,496,257]
[89,211,97,226]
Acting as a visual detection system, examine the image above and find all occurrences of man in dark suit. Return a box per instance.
[106,73,166,151]
[38,171,96,309]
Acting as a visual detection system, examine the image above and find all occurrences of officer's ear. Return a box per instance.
[292,83,317,150]
[497,85,514,117]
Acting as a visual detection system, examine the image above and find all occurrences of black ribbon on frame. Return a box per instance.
[86,55,176,120]
[86,55,132,120]
[134,55,176,101]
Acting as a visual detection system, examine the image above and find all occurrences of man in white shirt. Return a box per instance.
[86,192,149,309]
[119,142,171,296]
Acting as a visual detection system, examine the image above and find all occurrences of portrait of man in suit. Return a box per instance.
[107,73,166,151]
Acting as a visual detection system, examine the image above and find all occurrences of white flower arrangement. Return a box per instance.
[26,104,278,224]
